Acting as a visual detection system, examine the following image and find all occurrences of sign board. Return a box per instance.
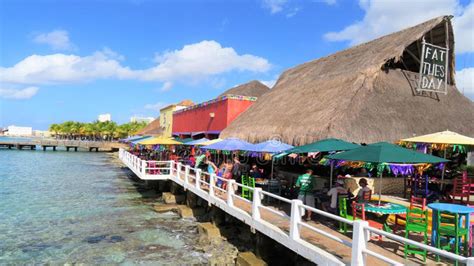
[418,41,449,94]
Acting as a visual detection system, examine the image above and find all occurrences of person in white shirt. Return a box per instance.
[324,179,348,214]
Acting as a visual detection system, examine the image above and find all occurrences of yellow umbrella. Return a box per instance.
[401,130,474,146]
[198,138,223,146]
[138,137,183,145]
[401,130,474,186]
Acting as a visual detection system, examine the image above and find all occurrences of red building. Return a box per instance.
[172,95,257,139]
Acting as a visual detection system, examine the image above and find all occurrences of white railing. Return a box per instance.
[119,148,474,266]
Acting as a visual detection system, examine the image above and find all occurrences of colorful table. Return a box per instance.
[363,201,407,215]
[355,201,407,232]
[428,203,474,251]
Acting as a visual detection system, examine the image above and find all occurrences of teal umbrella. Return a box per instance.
[327,142,448,164]
[327,142,448,203]
[285,138,359,188]
[286,138,359,154]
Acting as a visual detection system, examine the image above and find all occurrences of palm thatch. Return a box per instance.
[136,118,163,136]
[218,80,270,98]
[221,16,474,145]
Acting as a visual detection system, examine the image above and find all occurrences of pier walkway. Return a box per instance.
[119,148,474,265]
[0,139,124,152]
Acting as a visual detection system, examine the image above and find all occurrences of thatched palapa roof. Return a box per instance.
[137,118,163,136]
[218,80,270,98]
[221,16,474,145]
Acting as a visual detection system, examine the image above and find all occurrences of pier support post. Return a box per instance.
[74,147,78,152]
[289,199,303,241]
[53,146,56,151]
[30,146,35,150]
[351,220,369,266]
[43,146,46,151]
[66,147,70,152]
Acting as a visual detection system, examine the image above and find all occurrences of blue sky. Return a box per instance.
[1,0,473,130]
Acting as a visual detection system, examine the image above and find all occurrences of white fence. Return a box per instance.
[119,148,474,266]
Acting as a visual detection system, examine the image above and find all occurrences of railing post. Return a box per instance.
[227,179,236,207]
[466,257,474,266]
[351,220,369,266]
[176,163,182,180]
[184,165,190,189]
[209,174,215,199]
[141,160,146,176]
[195,169,201,190]
[289,199,303,240]
[252,187,262,221]
[169,161,174,177]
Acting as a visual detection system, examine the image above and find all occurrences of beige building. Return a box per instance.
[159,100,194,138]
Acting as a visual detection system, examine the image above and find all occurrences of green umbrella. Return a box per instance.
[286,138,360,188]
[327,142,448,204]
[327,142,448,164]
[286,138,359,154]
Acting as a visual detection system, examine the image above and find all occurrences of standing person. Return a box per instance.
[232,156,242,184]
[222,159,233,190]
[295,169,316,221]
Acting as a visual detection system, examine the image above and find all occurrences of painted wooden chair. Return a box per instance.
[404,208,428,262]
[338,196,352,234]
[352,201,383,241]
[436,211,470,263]
[450,174,469,204]
[395,196,427,227]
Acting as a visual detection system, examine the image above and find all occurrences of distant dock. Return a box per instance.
[0,139,125,152]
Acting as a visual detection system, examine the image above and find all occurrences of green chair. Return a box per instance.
[404,208,428,262]
[436,211,469,263]
[247,177,256,201]
[241,175,250,200]
[338,197,353,233]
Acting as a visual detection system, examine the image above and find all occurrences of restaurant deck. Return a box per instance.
[119,149,470,265]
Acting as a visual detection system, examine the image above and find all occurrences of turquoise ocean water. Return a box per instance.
[0,139,206,264]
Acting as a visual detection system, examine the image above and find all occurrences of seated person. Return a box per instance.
[249,163,262,179]
[355,178,371,202]
[323,180,348,214]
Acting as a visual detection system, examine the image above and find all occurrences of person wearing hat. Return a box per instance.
[324,179,348,214]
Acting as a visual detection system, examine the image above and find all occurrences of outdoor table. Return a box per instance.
[428,203,474,249]
[356,201,407,232]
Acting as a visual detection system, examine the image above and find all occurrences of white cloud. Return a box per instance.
[262,0,288,14]
[159,81,173,92]
[260,79,277,88]
[33,30,75,51]
[0,50,135,85]
[139,40,271,82]
[144,102,167,112]
[286,7,300,18]
[324,0,474,54]
[0,41,270,91]
[456,67,474,98]
[0,86,39,99]
[453,2,474,53]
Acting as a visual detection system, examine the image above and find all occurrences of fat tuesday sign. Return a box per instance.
[418,41,449,94]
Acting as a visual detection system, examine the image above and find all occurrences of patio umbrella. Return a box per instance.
[122,135,149,143]
[138,137,183,145]
[199,138,223,146]
[327,142,448,203]
[401,130,474,185]
[201,138,255,151]
[286,138,359,154]
[285,138,360,188]
[184,138,209,146]
[252,140,294,179]
[131,136,153,145]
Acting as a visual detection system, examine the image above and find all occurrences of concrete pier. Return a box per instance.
[0,139,125,152]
